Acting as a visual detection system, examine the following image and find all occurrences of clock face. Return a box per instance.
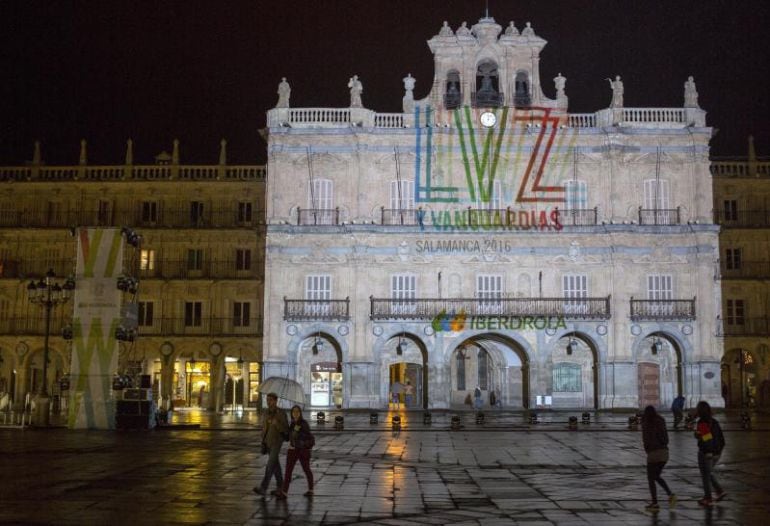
[480,111,497,127]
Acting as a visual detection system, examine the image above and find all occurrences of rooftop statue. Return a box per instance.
[276,77,291,108]
[522,22,535,36]
[607,75,624,108]
[403,73,416,113]
[348,75,363,108]
[504,21,519,36]
[684,76,699,108]
[438,21,454,37]
[456,21,472,37]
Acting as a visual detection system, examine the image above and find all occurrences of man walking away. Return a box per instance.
[641,405,676,510]
[671,394,685,429]
[254,392,288,497]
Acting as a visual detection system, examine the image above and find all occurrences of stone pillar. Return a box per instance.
[610,361,638,408]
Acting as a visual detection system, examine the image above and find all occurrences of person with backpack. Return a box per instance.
[641,405,676,510]
[694,401,726,506]
[277,405,315,499]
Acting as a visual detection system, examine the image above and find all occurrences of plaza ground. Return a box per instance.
[0,410,768,525]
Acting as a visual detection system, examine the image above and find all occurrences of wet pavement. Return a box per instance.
[0,410,768,525]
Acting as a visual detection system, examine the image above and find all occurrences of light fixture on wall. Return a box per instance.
[396,333,407,356]
[651,337,663,355]
[312,332,323,355]
[566,338,577,356]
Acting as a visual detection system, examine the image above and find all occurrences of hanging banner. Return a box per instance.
[68,228,123,429]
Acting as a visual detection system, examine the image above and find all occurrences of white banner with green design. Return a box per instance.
[68,228,123,429]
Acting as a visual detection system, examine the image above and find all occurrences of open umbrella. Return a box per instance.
[259,377,306,406]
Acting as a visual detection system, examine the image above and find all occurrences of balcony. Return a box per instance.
[370,296,611,321]
[720,261,770,280]
[380,208,420,226]
[629,298,696,321]
[284,298,350,321]
[297,208,340,226]
[471,91,504,108]
[138,317,263,337]
[137,259,262,280]
[717,317,770,337]
[0,317,68,335]
[638,207,681,225]
[0,259,74,280]
[713,210,770,228]
[555,208,599,227]
[0,164,266,183]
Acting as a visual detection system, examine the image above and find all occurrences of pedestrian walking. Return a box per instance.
[253,392,288,497]
[671,394,685,429]
[473,386,482,410]
[694,401,726,506]
[641,405,676,510]
[404,381,415,408]
[278,405,315,499]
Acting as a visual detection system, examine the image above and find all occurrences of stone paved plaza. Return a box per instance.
[0,411,768,525]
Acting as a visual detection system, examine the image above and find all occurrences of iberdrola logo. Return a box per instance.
[431,309,467,333]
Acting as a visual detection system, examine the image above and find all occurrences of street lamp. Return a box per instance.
[27,269,75,426]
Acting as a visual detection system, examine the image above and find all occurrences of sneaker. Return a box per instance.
[668,494,677,508]
[645,502,660,511]
[304,490,314,497]
[252,486,266,496]
[714,490,727,501]
[697,497,714,507]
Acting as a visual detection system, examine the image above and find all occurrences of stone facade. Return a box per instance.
[263,17,724,410]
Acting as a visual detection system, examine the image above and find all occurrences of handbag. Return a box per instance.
[647,448,669,463]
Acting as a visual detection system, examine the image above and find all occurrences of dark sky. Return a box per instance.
[1,0,769,165]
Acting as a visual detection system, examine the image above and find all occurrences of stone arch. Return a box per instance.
[545,330,600,409]
[376,331,429,409]
[288,328,347,408]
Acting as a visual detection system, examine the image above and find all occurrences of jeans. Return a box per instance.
[646,461,672,502]
[698,452,723,498]
[405,394,413,407]
[282,447,313,493]
[260,445,283,490]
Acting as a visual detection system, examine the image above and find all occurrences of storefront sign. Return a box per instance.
[312,362,341,373]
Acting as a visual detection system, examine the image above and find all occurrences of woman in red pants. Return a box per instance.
[277,405,315,499]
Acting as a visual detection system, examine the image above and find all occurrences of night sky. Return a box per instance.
[1,0,769,165]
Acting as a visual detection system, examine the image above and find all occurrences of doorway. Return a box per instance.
[638,363,660,408]
[389,362,422,408]
[310,362,342,407]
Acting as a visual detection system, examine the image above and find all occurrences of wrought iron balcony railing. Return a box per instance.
[138,317,263,336]
[0,317,69,335]
[137,259,263,280]
[380,208,419,226]
[471,91,504,108]
[296,208,340,226]
[717,317,770,337]
[629,298,696,321]
[284,298,350,321]
[0,259,74,280]
[713,210,770,228]
[720,261,770,280]
[638,207,681,225]
[370,296,611,321]
[555,207,599,226]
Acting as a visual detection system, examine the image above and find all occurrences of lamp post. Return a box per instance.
[27,269,74,426]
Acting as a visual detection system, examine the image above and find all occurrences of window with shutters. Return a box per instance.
[476,274,503,314]
[233,302,251,327]
[390,180,415,210]
[643,179,671,224]
[184,301,202,327]
[563,275,588,314]
[305,275,331,316]
[647,274,673,316]
[391,274,416,315]
[309,179,334,224]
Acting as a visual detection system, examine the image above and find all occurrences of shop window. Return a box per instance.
[553,363,582,392]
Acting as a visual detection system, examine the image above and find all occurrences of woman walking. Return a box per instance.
[694,401,726,506]
[277,405,314,499]
[641,405,676,510]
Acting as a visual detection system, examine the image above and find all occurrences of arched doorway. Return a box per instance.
[25,347,66,398]
[721,348,758,408]
[637,333,682,409]
[450,334,529,409]
[298,332,343,408]
[383,333,428,409]
[549,333,598,409]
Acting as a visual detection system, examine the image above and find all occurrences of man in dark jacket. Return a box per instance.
[671,394,685,429]
[641,406,676,510]
[253,392,288,496]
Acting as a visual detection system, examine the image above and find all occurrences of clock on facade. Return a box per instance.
[480,111,497,127]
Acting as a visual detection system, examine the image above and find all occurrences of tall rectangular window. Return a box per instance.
[305,275,331,316]
[563,275,588,314]
[141,201,158,223]
[390,180,415,210]
[237,202,253,223]
[233,302,251,327]
[476,274,503,314]
[309,179,334,224]
[723,199,738,221]
[725,248,742,270]
[138,301,154,326]
[726,299,745,326]
[564,180,587,210]
[391,274,416,315]
[184,301,202,327]
[648,274,673,316]
[187,249,203,271]
[140,249,155,271]
[190,201,204,225]
[553,363,582,392]
[236,249,252,271]
[97,200,111,226]
[644,179,671,224]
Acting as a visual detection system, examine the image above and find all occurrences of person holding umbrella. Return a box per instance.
[253,392,288,497]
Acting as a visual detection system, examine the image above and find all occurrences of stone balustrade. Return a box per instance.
[0,165,266,182]
[711,160,770,178]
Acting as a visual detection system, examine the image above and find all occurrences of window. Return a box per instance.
[140,249,155,271]
[305,275,331,316]
[725,248,742,270]
[477,274,503,314]
[141,201,158,223]
[726,299,745,326]
[187,249,203,271]
[478,349,489,390]
[391,274,416,315]
[553,363,582,392]
[236,249,252,271]
[138,301,154,326]
[97,200,111,226]
[184,301,202,327]
[563,180,587,210]
[46,201,62,226]
[390,180,415,210]
[234,302,251,327]
[237,202,253,223]
[190,201,204,225]
[723,200,738,221]
[0,298,9,320]
[644,179,671,224]
[648,275,673,316]
[563,275,588,314]
[307,178,335,224]
[456,350,466,391]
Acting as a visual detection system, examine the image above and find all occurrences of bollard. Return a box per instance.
[423,411,432,425]
[568,416,578,430]
[450,415,462,430]
[334,415,344,431]
[369,412,378,424]
[628,414,639,430]
[581,412,590,425]
[392,415,401,431]
[528,411,538,424]
[316,411,326,425]
[475,411,485,425]
[740,411,752,430]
